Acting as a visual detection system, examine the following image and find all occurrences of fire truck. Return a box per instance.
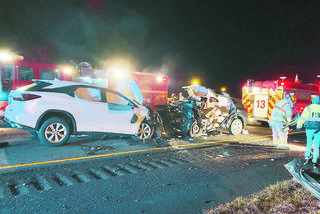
[0,53,72,110]
[242,75,320,124]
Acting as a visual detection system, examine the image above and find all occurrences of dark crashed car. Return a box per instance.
[155,85,247,138]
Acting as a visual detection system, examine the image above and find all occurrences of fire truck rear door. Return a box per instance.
[253,94,268,119]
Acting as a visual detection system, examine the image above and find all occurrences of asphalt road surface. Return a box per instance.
[0,121,307,213]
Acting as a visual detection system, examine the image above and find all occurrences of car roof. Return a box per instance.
[35,79,101,89]
[34,80,140,104]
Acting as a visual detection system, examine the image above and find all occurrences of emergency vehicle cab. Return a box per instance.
[242,75,320,124]
[134,72,168,109]
[0,53,72,109]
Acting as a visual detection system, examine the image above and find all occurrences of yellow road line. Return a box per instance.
[0,132,304,170]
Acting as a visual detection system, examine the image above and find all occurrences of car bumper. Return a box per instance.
[4,117,33,130]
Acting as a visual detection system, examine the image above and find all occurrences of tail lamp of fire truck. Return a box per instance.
[242,76,320,124]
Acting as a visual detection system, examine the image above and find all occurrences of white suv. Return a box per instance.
[5,80,153,146]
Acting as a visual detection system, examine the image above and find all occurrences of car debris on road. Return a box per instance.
[82,144,116,155]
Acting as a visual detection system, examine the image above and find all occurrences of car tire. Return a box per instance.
[228,118,243,135]
[38,117,71,146]
[137,121,154,140]
[189,121,203,137]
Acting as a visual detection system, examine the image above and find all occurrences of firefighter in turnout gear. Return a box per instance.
[268,94,295,148]
[297,96,320,167]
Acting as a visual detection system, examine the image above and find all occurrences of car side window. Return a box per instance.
[74,87,101,102]
[105,90,131,105]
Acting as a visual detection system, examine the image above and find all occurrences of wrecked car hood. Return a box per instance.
[116,79,143,105]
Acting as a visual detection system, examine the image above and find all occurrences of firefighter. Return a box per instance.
[297,96,320,167]
[268,94,295,148]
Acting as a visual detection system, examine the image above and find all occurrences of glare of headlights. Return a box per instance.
[114,71,125,80]
[0,52,13,62]
[63,68,72,74]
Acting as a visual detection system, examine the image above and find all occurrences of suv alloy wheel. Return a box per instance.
[38,117,71,146]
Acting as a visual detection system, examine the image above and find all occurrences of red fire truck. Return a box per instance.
[242,75,320,124]
[0,53,72,110]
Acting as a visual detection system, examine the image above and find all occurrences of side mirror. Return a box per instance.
[130,114,138,123]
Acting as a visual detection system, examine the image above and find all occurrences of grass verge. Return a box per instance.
[204,179,320,214]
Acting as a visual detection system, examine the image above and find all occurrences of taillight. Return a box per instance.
[13,94,41,101]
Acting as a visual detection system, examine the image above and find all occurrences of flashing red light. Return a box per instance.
[295,104,305,114]
[135,74,143,80]
[163,76,168,81]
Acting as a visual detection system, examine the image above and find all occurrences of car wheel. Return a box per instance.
[228,118,243,135]
[38,117,71,146]
[137,122,153,140]
[189,121,203,137]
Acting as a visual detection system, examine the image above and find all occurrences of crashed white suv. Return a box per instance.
[5,80,152,146]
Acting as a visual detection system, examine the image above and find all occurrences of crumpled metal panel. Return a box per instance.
[285,158,320,200]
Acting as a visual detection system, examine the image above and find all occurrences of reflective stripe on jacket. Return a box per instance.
[269,99,293,123]
[297,104,320,129]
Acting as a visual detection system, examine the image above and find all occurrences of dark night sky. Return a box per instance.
[1,0,320,97]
